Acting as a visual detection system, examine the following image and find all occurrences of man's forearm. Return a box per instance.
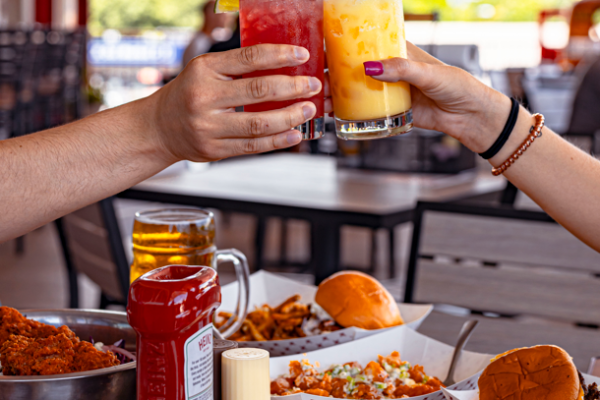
[0,95,172,242]
[0,44,330,242]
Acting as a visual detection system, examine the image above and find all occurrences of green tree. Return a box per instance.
[88,0,205,35]
[88,0,580,35]
[404,0,577,21]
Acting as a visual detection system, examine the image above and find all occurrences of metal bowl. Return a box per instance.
[0,309,136,400]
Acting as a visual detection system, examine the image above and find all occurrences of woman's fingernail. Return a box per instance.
[287,131,302,144]
[309,77,321,92]
[294,47,310,61]
[364,61,384,76]
[303,104,316,120]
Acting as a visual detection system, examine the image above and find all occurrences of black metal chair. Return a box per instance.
[56,197,130,309]
[564,55,600,153]
[402,199,600,367]
[404,202,600,344]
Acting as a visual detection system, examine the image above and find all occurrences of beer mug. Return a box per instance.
[130,208,249,339]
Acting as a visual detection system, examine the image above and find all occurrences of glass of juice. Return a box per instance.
[240,0,325,140]
[324,0,413,140]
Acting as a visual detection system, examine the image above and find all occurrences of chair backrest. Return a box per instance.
[405,202,600,326]
[567,55,600,137]
[61,198,130,304]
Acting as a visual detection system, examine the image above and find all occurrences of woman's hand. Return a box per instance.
[148,44,323,163]
[362,43,511,153]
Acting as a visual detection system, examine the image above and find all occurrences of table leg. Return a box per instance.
[54,219,79,309]
[311,221,340,284]
[15,236,25,255]
[254,216,266,271]
[389,228,396,279]
[368,229,377,275]
[280,218,288,266]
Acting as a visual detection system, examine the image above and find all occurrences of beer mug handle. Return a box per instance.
[213,249,250,339]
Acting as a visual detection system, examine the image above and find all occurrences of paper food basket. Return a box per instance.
[269,325,494,400]
[441,372,600,400]
[220,271,433,356]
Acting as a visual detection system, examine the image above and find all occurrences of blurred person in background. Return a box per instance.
[182,0,239,67]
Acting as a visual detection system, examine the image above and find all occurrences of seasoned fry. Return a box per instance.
[214,295,340,342]
[272,311,310,321]
[245,320,267,342]
[274,295,302,313]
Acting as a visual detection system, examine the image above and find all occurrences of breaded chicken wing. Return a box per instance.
[0,333,75,375]
[0,306,78,345]
[71,341,120,372]
[0,333,120,376]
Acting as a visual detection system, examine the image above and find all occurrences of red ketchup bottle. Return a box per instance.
[128,265,221,400]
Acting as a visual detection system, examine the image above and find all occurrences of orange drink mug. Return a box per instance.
[324,0,413,140]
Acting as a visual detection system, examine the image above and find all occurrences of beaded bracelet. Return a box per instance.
[491,113,545,176]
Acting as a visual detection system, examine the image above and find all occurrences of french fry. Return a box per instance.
[281,302,308,314]
[244,320,267,341]
[221,294,334,342]
[274,295,302,313]
[272,311,310,321]
[294,327,307,338]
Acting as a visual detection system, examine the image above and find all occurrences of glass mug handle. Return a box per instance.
[213,248,250,339]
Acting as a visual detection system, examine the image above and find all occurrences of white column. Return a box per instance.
[53,0,78,29]
[20,0,36,28]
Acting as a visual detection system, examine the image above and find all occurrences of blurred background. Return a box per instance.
[2,0,598,147]
[3,0,600,365]
[3,0,600,296]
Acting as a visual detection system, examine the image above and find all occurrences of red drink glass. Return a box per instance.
[240,0,325,140]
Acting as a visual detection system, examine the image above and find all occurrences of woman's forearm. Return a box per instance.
[369,44,600,252]
[0,97,170,242]
[489,108,600,251]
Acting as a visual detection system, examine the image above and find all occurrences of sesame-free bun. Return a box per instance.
[315,271,403,330]
[479,345,581,400]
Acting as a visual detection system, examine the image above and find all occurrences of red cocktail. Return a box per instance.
[240,0,325,140]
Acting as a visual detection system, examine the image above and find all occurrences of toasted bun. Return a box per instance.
[479,345,581,400]
[315,271,403,330]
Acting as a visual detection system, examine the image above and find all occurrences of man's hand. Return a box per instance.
[150,44,323,163]
[0,43,327,242]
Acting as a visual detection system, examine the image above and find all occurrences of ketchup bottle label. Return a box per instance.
[184,323,214,400]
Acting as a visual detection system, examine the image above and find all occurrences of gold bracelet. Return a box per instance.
[491,114,545,176]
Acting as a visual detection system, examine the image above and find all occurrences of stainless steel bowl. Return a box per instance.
[0,309,136,400]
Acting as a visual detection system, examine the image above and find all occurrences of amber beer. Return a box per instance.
[130,209,217,282]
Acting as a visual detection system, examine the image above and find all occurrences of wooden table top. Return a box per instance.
[133,154,505,216]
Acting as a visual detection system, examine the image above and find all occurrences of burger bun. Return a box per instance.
[315,271,403,330]
[479,345,581,400]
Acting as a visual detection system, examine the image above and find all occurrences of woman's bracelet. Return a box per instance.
[491,113,545,176]
[479,97,520,160]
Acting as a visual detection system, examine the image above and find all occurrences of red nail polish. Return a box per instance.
[364,61,383,76]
